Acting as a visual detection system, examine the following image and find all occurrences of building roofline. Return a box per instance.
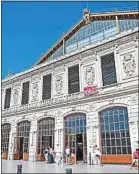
[35,10,139,65]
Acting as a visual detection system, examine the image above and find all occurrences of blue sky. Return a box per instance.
[2,1,138,79]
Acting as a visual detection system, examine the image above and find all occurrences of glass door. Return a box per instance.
[64,113,87,163]
[14,137,20,153]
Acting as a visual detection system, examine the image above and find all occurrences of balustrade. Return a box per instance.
[2,92,85,116]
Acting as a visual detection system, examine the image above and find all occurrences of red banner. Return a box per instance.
[84,85,97,96]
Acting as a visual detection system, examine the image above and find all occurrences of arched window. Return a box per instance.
[1,123,11,153]
[99,107,131,157]
[64,113,87,162]
[15,121,31,157]
[37,118,55,155]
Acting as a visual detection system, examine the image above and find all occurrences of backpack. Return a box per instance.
[133,151,138,159]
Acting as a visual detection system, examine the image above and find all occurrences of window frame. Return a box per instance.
[100,52,117,87]
[4,88,11,109]
[68,64,80,94]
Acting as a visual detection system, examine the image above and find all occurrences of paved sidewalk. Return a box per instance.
[2,159,138,173]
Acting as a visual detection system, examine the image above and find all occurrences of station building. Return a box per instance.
[1,8,139,164]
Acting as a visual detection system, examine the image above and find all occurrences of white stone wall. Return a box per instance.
[2,30,139,162]
[2,92,138,162]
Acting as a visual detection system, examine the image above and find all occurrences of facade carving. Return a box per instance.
[13,88,19,105]
[85,66,95,86]
[123,52,136,77]
[32,83,39,101]
[55,74,63,95]
[130,94,138,104]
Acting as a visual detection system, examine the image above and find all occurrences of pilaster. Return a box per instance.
[28,120,37,162]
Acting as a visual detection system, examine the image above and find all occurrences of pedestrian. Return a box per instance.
[44,148,49,163]
[95,148,101,167]
[65,146,70,163]
[130,148,139,169]
[52,148,56,163]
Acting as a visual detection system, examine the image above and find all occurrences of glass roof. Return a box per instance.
[47,19,138,62]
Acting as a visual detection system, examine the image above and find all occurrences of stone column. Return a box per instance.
[54,128,64,163]
[28,120,37,162]
[8,123,17,160]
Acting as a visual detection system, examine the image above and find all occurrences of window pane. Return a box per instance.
[105,124,109,131]
[110,124,114,131]
[110,116,114,123]
[115,123,119,130]
[111,132,115,138]
[121,138,126,146]
[121,131,125,137]
[120,122,124,129]
[114,115,118,122]
[101,139,106,146]
[115,132,120,138]
[117,147,121,154]
[111,139,116,146]
[107,147,111,154]
[119,114,124,121]
[127,147,131,154]
[116,139,121,146]
[122,147,127,154]
[104,116,109,123]
[106,132,110,138]
[102,147,107,154]
[106,139,110,146]
[126,131,130,137]
[112,147,116,154]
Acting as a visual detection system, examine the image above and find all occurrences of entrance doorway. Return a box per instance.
[37,118,55,159]
[42,136,52,149]
[64,113,87,163]
[19,137,24,159]
[14,121,30,160]
[1,123,11,159]
[76,134,83,161]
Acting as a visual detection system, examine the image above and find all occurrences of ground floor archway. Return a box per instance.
[1,123,11,159]
[14,120,31,160]
[64,113,87,163]
[37,117,55,161]
[99,106,132,164]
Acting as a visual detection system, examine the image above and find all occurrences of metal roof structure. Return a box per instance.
[35,8,139,65]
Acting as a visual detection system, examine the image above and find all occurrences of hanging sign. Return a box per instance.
[84,85,97,96]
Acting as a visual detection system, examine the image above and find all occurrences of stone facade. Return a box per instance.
[2,29,139,163]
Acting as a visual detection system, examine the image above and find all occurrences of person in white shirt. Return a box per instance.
[95,148,101,166]
[65,146,70,163]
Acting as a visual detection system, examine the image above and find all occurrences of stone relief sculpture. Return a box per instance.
[32,83,39,101]
[13,89,19,105]
[85,66,95,86]
[55,75,63,95]
[123,53,136,76]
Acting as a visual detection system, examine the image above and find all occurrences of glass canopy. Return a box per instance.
[47,18,138,62]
